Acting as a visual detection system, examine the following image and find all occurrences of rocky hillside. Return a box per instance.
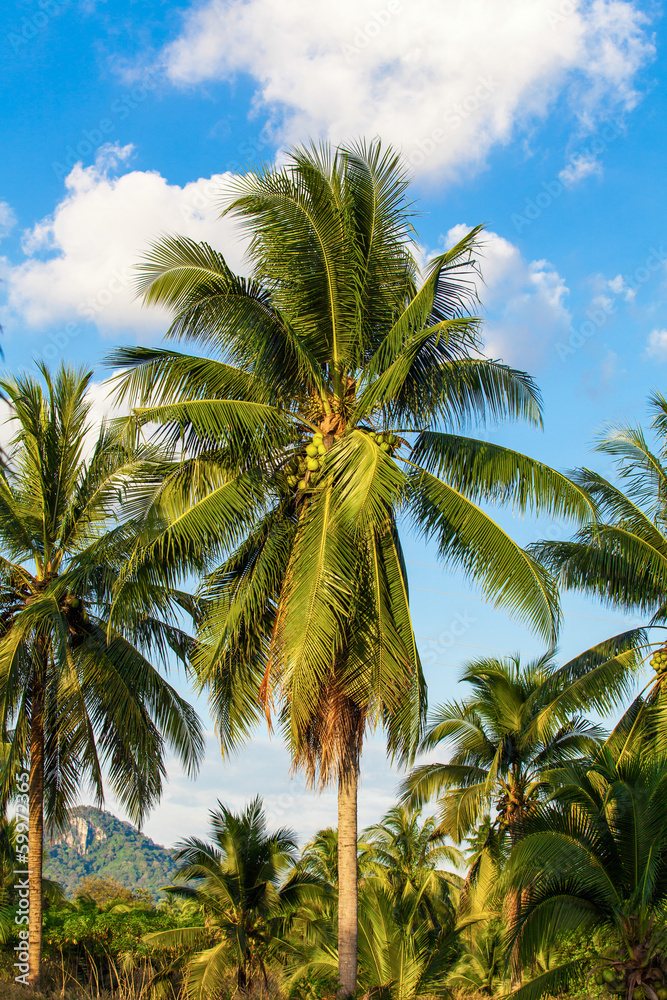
[44,806,178,900]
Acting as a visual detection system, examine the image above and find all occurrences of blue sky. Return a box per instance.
[1,0,666,847]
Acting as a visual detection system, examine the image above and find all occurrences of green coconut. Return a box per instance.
[313,432,323,443]
[298,478,307,490]
[307,458,320,472]
[317,444,326,455]
[305,444,319,457]
[380,442,391,452]
[603,970,616,984]
[595,972,605,986]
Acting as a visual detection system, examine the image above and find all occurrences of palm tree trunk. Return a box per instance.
[337,764,358,997]
[28,669,45,992]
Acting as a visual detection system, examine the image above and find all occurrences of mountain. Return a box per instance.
[44,805,178,900]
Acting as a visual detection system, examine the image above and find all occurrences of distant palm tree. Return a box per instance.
[145,797,320,998]
[0,364,203,989]
[111,140,596,993]
[506,733,667,1000]
[402,652,609,845]
[401,650,615,984]
[363,805,461,930]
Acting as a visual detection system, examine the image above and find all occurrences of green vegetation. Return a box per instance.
[2,138,667,1000]
[108,138,594,995]
[43,807,177,901]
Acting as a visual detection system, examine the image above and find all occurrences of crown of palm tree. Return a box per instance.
[146,796,321,998]
[401,650,614,845]
[108,139,596,782]
[532,392,667,623]
[0,364,202,824]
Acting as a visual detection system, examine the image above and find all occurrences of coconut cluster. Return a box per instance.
[595,968,667,999]
[651,647,667,673]
[286,432,326,491]
[368,430,399,454]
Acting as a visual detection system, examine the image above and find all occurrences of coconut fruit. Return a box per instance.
[287,475,298,487]
[313,432,323,443]
[317,444,326,455]
[298,478,307,490]
[307,458,320,472]
[651,648,667,672]
[380,442,391,453]
[602,970,616,984]
[306,444,318,457]
[595,972,605,986]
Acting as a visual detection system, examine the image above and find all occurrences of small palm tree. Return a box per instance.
[145,797,321,998]
[0,364,203,989]
[401,650,613,984]
[402,652,607,846]
[506,734,667,1000]
[362,805,461,930]
[110,140,597,993]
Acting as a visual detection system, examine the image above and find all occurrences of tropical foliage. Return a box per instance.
[107,138,596,993]
[0,365,203,988]
[3,142,667,1000]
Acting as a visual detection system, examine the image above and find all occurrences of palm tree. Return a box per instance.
[362,805,461,931]
[506,734,667,1000]
[145,796,320,998]
[0,364,203,989]
[402,651,609,845]
[532,392,667,739]
[109,139,598,993]
[292,877,464,1000]
[401,650,614,983]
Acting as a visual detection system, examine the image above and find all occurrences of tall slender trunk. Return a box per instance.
[28,667,45,992]
[337,764,358,997]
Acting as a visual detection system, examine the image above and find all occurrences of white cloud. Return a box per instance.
[158,0,653,180]
[558,151,603,187]
[4,144,248,337]
[0,200,16,240]
[643,329,667,362]
[105,732,403,848]
[440,225,571,367]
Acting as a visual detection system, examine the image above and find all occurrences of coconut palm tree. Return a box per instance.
[362,805,461,931]
[402,651,612,845]
[506,733,667,1000]
[145,797,320,998]
[0,364,203,989]
[108,139,598,993]
[401,649,620,983]
[532,392,667,742]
